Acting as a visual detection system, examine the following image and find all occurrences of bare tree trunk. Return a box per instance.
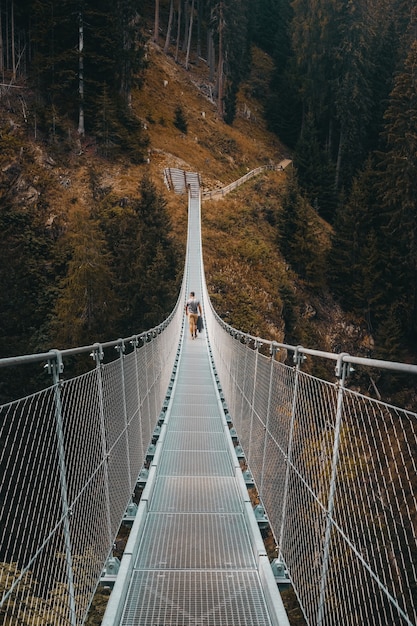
[154,0,159,43]
[335,126,343,190]
[208,30,215,81]
[196,0,202,63]
[175,0,182,62]
[185,0,194,70]
[0,3,4,81]
[217,3,224,118]
[78,12,85,136]
[11,0,16,79]
[182,0,189,51]
[5,1,9,70]
[164,0,174,53]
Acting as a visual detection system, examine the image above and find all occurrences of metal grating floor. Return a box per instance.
[135,513,256,569]
[122,570,274,626]
[157,448,235,477]
[117,331,277,625]
[149,477,244,513]
[105,192,289,626]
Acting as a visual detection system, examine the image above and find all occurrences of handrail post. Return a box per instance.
[131,335,145,460]
[91,343,112,548]
[116,339,132,490]
[248,338,262,460]
[260,342,279,496]
[278,347,306,559]
[47,350,77,626]
[316,353,350,625]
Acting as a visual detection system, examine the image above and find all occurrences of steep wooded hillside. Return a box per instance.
[0,39,373,361]
[3,22,414,411]
[132,43,376,363]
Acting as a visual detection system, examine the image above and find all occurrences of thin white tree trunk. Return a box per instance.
[154,0,159,43]
[208,30,215,81]
[185,0,194,70]
[11,0,16,79]
[0,3,4,80]
[217,4,224,117]
[164,0,174,53]
[196,0,201,63]
[78,13,85,136]
[175,0,182,62]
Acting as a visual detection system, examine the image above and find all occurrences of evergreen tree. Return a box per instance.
[293,112,336,220]
[206,0,251,123]
[30,0,146,140]
[0,130,59,360]
[277,173,326,286]
[174,104,188,133]
[225,0,251,123]
[52,209,119,347]
[375,33,417,344]
[94,195,139,337]
[98,176,181,334]
[263,0,298,146]
[252,0,282,55]
[130,176,181,329]
[31,0,80,119]
[0,200,56,357]
[329,163,383,320]
[332,0,376,190]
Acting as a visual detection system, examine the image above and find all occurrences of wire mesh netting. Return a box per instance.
[0,303,183,626]
[205,301,417,626]
[2,171,417,626]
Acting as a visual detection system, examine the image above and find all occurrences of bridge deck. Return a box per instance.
[101,186,289,626]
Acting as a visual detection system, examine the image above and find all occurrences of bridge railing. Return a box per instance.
[201,164,278,200]
[0,287,185,626]
[2,274,417,626]
[203,298,417,626]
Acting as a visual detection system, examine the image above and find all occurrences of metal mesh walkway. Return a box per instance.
[101,183,290,626]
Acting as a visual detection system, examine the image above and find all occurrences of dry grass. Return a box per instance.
[123,40,297,341]
[134,42,286,191]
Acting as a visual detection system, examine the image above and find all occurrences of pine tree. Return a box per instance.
[222,0,251,123]
[376,33,417,343]
[125,176,181,331]
[332,0,376,190]
[329,162,382,320]
[52,209,119,347]
[252,0,282,55]
[277,173,326,286]
[294,112,336,220]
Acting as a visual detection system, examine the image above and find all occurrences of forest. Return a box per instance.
[0,0,416,401]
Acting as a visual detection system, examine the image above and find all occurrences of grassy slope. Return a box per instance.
[137,42,371,363]
[138,42,303,344]
[0,24,368,358]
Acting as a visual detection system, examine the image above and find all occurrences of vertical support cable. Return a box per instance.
[248,339,261,460]
[144,334,152,438]
[116,340,132,490]
[316,354,348,626]
[239,337,249,431]
[48,351,77,626]
[92,344,112,548]
[260,343,279,496]
[278,347,305,557]
[132,335,145,461]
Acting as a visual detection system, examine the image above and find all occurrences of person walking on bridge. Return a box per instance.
[185,291,202,339]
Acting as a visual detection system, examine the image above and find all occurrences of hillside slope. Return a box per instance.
[0,36,372,368]
[134,43,371,362]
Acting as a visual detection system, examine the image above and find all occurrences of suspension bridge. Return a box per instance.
[1,168,417,626]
